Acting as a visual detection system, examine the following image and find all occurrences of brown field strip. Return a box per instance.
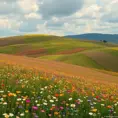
[0,54,118,83]
[0,36,25,46]
[16,48,47,56]
[84,52,118,72]
[15,48,86,57]
[56,48,86,55]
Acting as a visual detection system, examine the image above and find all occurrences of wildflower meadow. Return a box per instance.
[0,64,118,118]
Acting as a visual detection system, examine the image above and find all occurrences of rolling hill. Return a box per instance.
[65,33,118,43]
[0,35,118,72]
[0,54,118,83]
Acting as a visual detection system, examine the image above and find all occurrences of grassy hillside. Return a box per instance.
[0,35,118,72]
[39,53,105,70]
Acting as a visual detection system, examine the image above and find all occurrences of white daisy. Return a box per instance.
[9,113,14,117]
[50,100,54,103]
[89,112,93,115]
[69,98,72,101]
[20,113,24,116]
[43,102,48,106]
[70,104,76,108]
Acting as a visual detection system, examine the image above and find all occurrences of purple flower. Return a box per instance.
[37,96,41,99]
[18,105,23,109]
[87,100,91,102]
[34,115,39,118]
[109,109,113,114]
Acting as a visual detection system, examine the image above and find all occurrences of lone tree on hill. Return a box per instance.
[100,40,107,43]
[103,40,107,43]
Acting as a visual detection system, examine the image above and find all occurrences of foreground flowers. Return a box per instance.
[0,65,118,118]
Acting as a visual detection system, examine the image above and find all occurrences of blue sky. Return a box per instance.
[0,0,118,37]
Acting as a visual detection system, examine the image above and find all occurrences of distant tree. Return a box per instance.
[103,40,107,43]
[100,40,107,43]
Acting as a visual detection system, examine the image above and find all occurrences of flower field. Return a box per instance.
[0,64,118,118]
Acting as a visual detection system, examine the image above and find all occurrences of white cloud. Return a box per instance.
[0,17,22,30]
[111,0,118,4]
[0,18,11,29]
[37,22,64,36]
[52,17,59,22]
[17,0,39,13]
[74,4,102,19]
[25,13,42,19]
[99,0,118,23]
[0,0,118,37]
[84,24,92,33]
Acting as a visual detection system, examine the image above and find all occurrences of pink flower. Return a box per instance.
[48,114,52,117]
[60,106,64,110]
[26,99,30,103]
[77,101,80,104]
[32,106,38,110]
[41,110,45,112]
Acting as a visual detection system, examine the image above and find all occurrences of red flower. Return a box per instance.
[96,96,99,99]
[1,84,5,87]
[55,94,59,97]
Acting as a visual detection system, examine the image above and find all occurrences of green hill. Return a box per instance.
[0,35,118,72]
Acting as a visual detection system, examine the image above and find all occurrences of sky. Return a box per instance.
[0,0,118,37]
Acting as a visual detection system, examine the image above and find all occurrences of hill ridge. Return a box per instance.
[65,33,118,43]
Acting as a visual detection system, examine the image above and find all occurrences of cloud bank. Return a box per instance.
[0,0,118,37]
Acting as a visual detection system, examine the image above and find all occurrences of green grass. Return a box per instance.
[0,44,30,54]
[40,55,63,60]
[103,48,118,56]
[39,53,105,70]
[89,47,118,57]
[0,36,104,54]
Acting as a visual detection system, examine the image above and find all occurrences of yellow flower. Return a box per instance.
[60,94,64,97]
[3,113,9,118]
[92,93,95,96]
[66,103,69,106]
[54,112,59,115]
[16,91,21,94]
[72,86,75,92]
[22,85,25,88]
[2,95,7,98]
[5,115,9,118]
[91,109,97,112]
[22,96,28,100]
[16,102,19,105]
[25,110,29,113]
[13,93,17,97]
